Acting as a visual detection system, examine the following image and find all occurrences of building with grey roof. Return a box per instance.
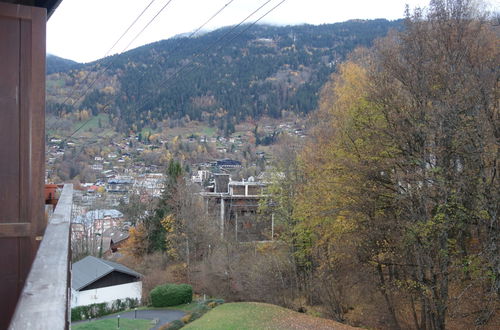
[71,256,142,308]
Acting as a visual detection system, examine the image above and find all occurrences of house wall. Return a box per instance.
[71,281,142,308]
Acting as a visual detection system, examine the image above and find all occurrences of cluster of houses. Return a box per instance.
[57,125,306,312]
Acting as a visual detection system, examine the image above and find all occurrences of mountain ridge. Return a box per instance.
[46,20,403,134]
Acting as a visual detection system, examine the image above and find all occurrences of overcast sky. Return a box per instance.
[47,0,497,63]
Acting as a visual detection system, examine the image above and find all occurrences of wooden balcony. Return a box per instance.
[9,184,73,330]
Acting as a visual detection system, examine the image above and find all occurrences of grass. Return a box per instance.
[168,302,200,312]
[136,302,199,312]
[201,126,216,137]
[71,113,109,133]
[71,318,151,330]
[183,302,357,330]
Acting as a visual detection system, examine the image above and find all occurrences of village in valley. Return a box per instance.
[45,117,307,260]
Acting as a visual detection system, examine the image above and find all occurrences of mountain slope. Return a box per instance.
[46,54,82,75]
[46,20,402,133]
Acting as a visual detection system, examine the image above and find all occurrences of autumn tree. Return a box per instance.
[283,1,498,329]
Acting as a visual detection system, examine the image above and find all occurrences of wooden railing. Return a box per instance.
[9,184,73,330]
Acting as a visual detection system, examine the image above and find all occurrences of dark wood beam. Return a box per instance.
[0,0,62,18]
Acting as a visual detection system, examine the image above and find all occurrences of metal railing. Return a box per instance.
[9,184,73,330]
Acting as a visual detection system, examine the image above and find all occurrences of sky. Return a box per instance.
[47,0,497,63]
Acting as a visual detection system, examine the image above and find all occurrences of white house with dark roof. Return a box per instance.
[71,256,142,307]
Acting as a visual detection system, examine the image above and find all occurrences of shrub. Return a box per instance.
[181,313,192,323]
[70,298,139,322]
[191,303,209,314]
[150,283,193,307]
[204,298,225,305]
[163,320,184,330]
[203,298,224,309]
[190,311,203,322]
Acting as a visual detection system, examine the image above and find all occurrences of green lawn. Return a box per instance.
[183,302,355,330]
[136,302,199,312]
[201,126,216,137]
[71,318,151,330]
[71,113,109,133]
[169,302,200,312]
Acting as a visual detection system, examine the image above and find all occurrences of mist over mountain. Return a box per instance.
[46,19,402,133]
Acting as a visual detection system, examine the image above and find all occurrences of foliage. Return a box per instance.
[46,21,402,133]
[181,313,192,323]
[126,159,184,255]
[70,298,139,322]
[274,1,499,328]
[161,320,184,330]
[150,283,193,307]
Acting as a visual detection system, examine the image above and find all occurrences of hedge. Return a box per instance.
[150,283,192,307]
[162,319,184,330]
[71,297,139,321]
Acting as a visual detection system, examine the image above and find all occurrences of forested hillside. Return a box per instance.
[46,54,82,75]
[46,19,401,133]
[265,3,499,328]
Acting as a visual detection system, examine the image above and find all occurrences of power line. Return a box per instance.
[117,0,238,103]
[64,0,237,141]
[63,0,237,143]
[65,0,288,140]
[65,0,176,114]
[226,0,288,46]
[57,0,158,112]
[131,0,275,115]
[106,0,159,57]
[132,0,288,116]
[62,0,177,140]
[121,0,175,53]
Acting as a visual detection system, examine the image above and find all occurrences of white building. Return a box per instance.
[71,256,142,308]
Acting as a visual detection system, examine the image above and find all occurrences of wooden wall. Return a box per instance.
[0,2,46,328]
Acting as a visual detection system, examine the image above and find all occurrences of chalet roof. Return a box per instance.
[2,0,63,18]
[71,256,141,291]
[104,227,130,244]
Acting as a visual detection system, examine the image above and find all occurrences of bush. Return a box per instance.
[189,311,203,322]
[193,304,209,313]
[181,313,192,323]
[70,298,139,321]
[150,283,193,307]
[204,298,225,305]
[203,298,225,309]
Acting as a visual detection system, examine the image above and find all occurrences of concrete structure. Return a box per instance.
[202,175,272,242]
[71,256,142,308]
